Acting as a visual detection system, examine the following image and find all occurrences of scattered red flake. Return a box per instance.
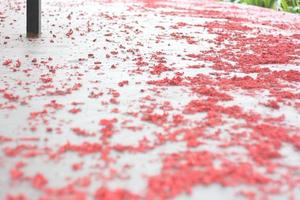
[69,108,81,114]
[29,110,48,119]
[4,144,48,158]
[46,127,53,132]
[72,83,82,90]
[99,118,117,138]
[264,100,280,109]
[3,92,19,102]
[32,173,48,189]
[15,59,21,68]
[118,80,129,87]
[113,137,153,153]
[6,194,28,200]
[172,114,184,125]
[4,145,34,157]
[184,99,219,114]
[94,187,140,200]
[88,91,103,98]
[40,76,53,83]
[254,123,289,141]
[59,142,102,155]
[66,29,74,37]
[142,113,168,126]
[150,63,171,75]
[40,188,86,200]
[238,191,256,200]
[46,83,82,96]
[45,100,64,110]
[0,135,12,142]
[192,86,233,101]
[147,151,270,199]
[109,98,118,104]
[10,167,23,181]
[20,137,40,142]
[170,32,197,44]
[71,128,95,137]
[67,13,72,20]
[248,142,281,165]
[73,176,91,187]
[72,162,83,171]
[110,90,120,98]
[147,75,183,86]
[111,51,118,55]
[2,59,13,66]
[275,70,300,82]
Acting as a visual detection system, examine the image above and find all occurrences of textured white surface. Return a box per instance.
[0,0,300,199]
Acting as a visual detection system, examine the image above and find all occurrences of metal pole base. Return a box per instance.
[27,0,41,38]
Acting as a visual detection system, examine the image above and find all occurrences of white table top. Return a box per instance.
[1,0,300,199]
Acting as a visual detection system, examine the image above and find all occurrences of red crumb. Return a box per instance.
[32,173,48,189]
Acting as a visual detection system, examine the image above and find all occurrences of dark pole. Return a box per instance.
[27,0,41,37]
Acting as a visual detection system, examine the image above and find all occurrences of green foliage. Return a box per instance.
[280,0,300,13]
[231,0,300,13]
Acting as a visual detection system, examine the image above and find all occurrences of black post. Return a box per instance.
[27,0,41,37]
